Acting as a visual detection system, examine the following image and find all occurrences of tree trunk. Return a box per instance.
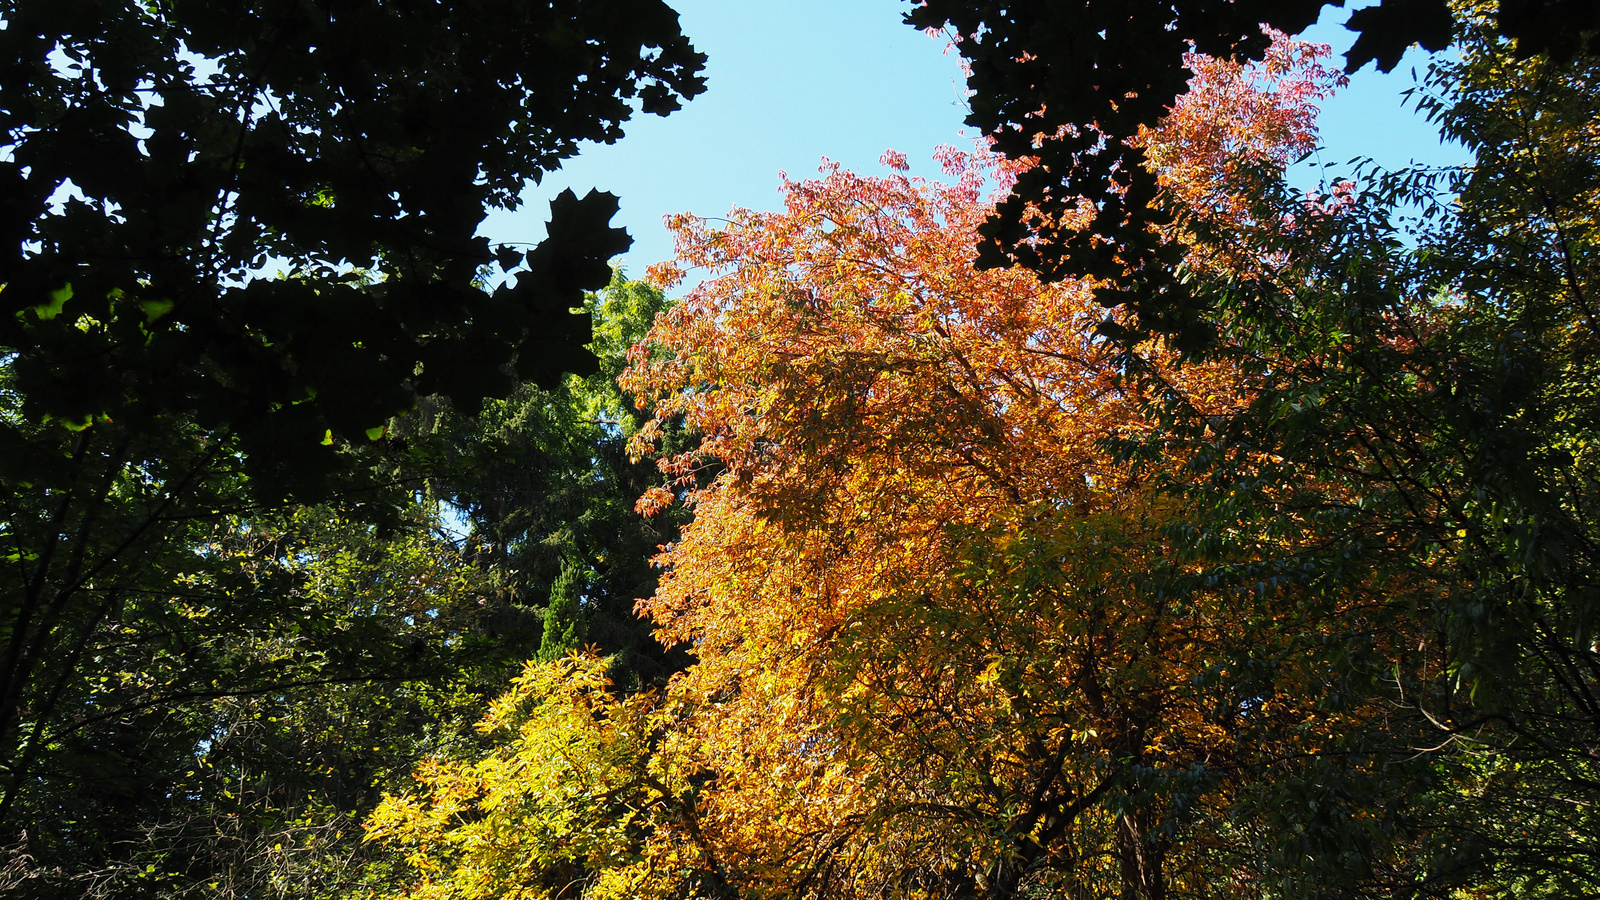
[1116,809,1167,900]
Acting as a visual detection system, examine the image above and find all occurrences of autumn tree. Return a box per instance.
[365,654,727,900]
[624,142,1435,900]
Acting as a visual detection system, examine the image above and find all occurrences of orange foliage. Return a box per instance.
[616,35,1379,894]
[1138,30,1347,225]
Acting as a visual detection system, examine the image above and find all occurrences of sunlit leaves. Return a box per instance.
[365,654,719,900]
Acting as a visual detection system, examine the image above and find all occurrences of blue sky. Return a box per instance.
[482,1,1469,277]
[1298,4,1468,181]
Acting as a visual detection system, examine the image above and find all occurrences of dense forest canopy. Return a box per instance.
[3,1,1598,898]
[0,0,700,893]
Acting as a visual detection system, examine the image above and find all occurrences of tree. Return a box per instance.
[0,0,705,846]
[1122,7,1600,895]
[0,274,699,895]
[901,0,1597,348]
[0,502,513,899]
[408,274,696,689]
[2,0,704,490]
[626,129,1441,899]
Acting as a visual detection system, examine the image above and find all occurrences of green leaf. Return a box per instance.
[139,298,175,321]
[33,283,72,320]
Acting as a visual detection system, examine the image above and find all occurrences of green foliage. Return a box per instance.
[0,0,705,887]
[1407,16,1600,893]
[0,502,515,898]
[1120,9,1600,895]
[538,563,586,662]
[0,274,692,896]
[406,273,693,688]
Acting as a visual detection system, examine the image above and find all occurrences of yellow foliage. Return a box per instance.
[363,654,729,900]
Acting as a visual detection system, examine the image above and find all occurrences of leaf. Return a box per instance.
[32,283,72,320]
[138,297,174,321]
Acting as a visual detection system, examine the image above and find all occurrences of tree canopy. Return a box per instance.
[362,7,1600,898]
[1,0,704,496]
[364,34,1447,899]
[9,2,1600,898]
[0,0,705,888]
